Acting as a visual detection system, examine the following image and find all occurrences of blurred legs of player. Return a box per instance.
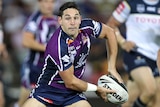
[131,67,156,107]
[22,98,46,107]
[0,81,5,107]
[16,86,31,107]
[122,77,160,107]
[14,86,30,107]
[147,77,160,107]
[22,98,91,107]
[121,67,159,107]
[13,62,41,107]
[65,100,91,107]
[121,80,139,107]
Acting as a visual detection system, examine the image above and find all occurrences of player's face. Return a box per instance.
[58,8,81,38]
[38,0,54,16]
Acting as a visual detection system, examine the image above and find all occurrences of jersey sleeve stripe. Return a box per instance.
[58,31,63,71]
[116,2,125,14]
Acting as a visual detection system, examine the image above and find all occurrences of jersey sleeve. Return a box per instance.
[23,21,37,34]
[112,1,131,23]
[80,19,102,38]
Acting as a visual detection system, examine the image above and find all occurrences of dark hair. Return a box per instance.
[58,2,80,17]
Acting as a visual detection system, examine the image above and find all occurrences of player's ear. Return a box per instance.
[58,16,62,25]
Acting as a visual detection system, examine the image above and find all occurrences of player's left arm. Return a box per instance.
[99,23,123,83]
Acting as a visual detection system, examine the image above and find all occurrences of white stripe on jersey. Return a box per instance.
[78,65,86,78]
[80,26,95,37]
[58,30,63,71]
[40,21,49,44]
[48,70,59,85]
[33,53,40,66]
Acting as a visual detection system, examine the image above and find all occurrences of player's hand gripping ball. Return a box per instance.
[97,75,129,104]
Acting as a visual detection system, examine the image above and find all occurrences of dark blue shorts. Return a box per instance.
[123,51,160,77]
[21,63,43,89]
[30,85,87,107]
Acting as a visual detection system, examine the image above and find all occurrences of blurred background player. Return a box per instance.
[107,0,160,107]
[13,0,59,107]
[0,0,9,107]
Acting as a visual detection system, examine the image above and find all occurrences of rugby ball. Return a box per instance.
[97,75,128,104]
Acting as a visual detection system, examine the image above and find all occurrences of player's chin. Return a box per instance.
[68,32,77,38]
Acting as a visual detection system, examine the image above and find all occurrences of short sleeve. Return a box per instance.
[92,20,102,38]
[23,21,37,34]
[80,19,102,38]
[113,1,131,23]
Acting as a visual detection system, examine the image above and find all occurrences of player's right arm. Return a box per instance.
[22,31,46,51]
[107,1,136,52]
[59,65,115,102]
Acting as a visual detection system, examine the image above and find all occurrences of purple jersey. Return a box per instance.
[23,11,59,67]
[37,19,102,90]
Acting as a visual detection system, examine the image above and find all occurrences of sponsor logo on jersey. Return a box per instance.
[75,53,87,68]
[147,6,156,12]
[66,38,73,45]
[135,16,160,24]
[61,55,70,63]
[79,93,87,99]
[137,4,145,13]
[61,55,71,67]
[134,56,146,65]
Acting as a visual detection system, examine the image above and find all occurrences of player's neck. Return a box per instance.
[43,14,53,18]
[70,33,78,39]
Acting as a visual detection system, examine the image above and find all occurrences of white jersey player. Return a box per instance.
[107,0,160,107]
